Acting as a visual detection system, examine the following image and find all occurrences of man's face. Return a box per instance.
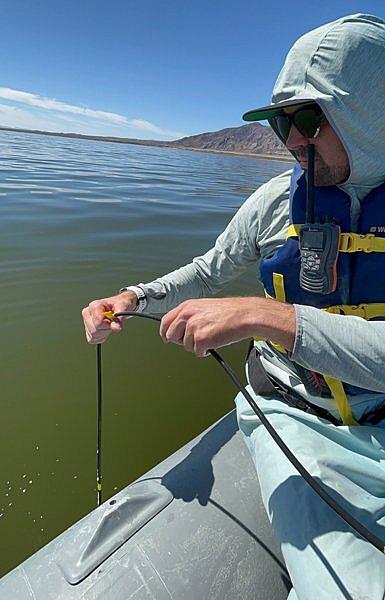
[284,107,350,186]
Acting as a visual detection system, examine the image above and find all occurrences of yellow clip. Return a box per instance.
[97,482,102,491]
[326,302,385,320]
[326,304,366,318]
[339,233,375,253]
[103,310,115,321]
[341,305,367,318]
[286,224,302,240]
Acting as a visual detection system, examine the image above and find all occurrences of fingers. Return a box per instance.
[183,326,195,353]
[163,317,187,345]
[193,330,210,358]
[160,304,183,341]
[82,299,124,344]
[183,322,208,357]
[108,305,127,333]
[82,305,112,344]
[82,291,139,345]
[161,303,210,357]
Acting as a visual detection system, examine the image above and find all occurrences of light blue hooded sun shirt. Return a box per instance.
[132,14,385,598]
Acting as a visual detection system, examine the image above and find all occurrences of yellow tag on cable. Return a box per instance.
[103,311,115,321]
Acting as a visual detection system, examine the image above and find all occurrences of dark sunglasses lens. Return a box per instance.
[293,109,321,138]
[269,115,291,143]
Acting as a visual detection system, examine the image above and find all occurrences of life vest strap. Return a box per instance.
[265,272,385,321]
[326,303,385,320]
[339,233,385,253]
[260,272,376,425]
[286,224,302,239]
[323,376,359,426]
[272,272,286,303]
[286,224,385,253]
[260,274,287,353]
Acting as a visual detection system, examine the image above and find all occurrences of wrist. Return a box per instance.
[249,297,296,351]
[119,285,147,312]
[119,290,139,310]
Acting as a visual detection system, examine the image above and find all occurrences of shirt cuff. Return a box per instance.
[291,304,305,361]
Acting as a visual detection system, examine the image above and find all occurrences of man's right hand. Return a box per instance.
[82,290,138,344]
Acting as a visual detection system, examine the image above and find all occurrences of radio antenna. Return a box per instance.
[306,144,315,223]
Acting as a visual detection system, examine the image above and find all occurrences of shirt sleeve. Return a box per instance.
[292,304,385,392]
[138,187,265,313]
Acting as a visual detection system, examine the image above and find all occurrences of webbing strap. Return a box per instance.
[286,224,385,253]
[323,376,359,426]
[269,274,287,353]
[265,277,385,321]
[257,281,287,351]
[273,272,286,303]
[286,224,301,239]
[326,303,385,320]
[339,233,385,253]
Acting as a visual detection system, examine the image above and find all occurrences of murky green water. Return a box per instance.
[0,130,291,576]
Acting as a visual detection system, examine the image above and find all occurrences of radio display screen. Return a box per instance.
[301,230,324,250]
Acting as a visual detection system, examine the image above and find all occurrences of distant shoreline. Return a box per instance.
[158,145,294,162]
[0,125,294,164]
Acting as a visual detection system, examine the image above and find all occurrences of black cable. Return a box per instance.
[96,343,103,506]
[97,310,385,554]
[114,311,161,323]
[208,348,385,553]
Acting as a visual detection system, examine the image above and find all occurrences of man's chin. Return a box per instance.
[297,161,348,187]
[314,171,335,186]
[315,168,350,187]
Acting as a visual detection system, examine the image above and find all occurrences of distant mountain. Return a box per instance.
[167,122,290,158]
[0,122,291,159]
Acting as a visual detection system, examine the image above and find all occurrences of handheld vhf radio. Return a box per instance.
[299,145,340,294]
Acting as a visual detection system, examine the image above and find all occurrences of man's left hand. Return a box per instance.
[160,297,296,357]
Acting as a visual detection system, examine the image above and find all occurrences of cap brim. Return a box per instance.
[242,98,317,122]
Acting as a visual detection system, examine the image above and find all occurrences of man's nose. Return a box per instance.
[285,125,309,151]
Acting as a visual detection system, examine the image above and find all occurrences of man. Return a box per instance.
[83,14,385,598]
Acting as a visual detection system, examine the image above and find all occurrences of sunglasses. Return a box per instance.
[268,104,324,144]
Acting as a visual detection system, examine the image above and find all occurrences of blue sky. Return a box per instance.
[1,1,385,140]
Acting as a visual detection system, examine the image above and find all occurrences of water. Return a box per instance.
[0,129,291,576]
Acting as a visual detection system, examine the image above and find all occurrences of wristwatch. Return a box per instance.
[119,285,147,313]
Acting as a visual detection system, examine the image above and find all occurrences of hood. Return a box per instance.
[272,14,385,189]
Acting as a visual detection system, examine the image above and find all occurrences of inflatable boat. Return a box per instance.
[0,410,290,599]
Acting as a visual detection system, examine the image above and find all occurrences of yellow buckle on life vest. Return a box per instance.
[287,224,385,253]
[326,303,385,320]
[340,233,375,253]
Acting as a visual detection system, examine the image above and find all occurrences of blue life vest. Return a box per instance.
[259,164,385,401]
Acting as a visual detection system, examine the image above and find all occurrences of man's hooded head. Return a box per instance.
[244,14,385,189]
